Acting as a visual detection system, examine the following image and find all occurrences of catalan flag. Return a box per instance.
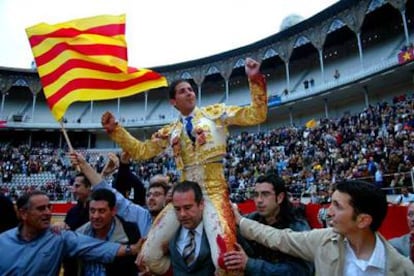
[26,14,168,121]
[305,119,317,129]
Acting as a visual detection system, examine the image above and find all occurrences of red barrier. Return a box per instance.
[379,204,409,239]
[51,201,409,240]
[237,199,256,215]
[52,202,75,215]
[304,203,324,229]
[234,201,408,239]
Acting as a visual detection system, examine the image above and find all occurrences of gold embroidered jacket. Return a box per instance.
[109,74,267,170]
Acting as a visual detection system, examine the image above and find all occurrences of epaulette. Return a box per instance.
[201,103,226,120]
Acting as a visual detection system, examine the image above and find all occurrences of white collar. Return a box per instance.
[344,233,385,271]
[182,221,203,238]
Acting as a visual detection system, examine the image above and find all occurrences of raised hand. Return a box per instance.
[101,111,118,134]
[101,152,120,177]
[69,151,86,168]
[120,151,131,164]
[245,57,261,78]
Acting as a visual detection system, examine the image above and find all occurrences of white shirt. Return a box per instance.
[344,234,386,276]
[176,222,203,259]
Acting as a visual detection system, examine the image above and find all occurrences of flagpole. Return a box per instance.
[59,120,74,151]
[59,120,80,171]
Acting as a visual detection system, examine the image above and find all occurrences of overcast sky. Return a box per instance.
[0,0,338,69]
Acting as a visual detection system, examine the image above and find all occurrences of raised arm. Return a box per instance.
[225,57,268,126]
[101,111,168,161]
[230,203,319,262]
[114,151,146,206]
[70,151,102,185]
[69,151,152,236]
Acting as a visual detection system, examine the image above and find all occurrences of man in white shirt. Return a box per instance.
[226,180,414,275]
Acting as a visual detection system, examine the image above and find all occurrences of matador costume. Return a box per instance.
[107,74,267,275]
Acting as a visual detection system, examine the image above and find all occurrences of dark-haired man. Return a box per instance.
[0,191,141,276]
[63,173,92,276]
[224,174,313,275]
[168,180,215,276]
[69,151,152,238]
[228,180,414,275]
[76,189,141,275]
[101,57,268,275]
[65,173,91,230]
[146,179,169,221]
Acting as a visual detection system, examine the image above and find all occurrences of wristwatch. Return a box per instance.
[125,244,132,255]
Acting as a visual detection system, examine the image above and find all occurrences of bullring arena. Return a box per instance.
[1,0,414,273]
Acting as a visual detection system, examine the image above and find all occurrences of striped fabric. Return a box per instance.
[182,230,196,266]
[26,14,167,121]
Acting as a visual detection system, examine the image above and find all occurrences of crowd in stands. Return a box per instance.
[0,142,72,201]
[1,93,413,203]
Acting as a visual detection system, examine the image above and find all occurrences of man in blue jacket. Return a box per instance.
[0,190,141,276]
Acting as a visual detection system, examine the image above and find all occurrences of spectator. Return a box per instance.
[76,189,141,275]
[224,174,313,275]
[146,178,169,221]
[309,78,314,87]
[0,193,18,233]
[334,69,340,79]
[69,151,152,238]
[374,164,384,189]
[303,80,309,89]
[394,186,414,205]
[0,190,141,275]
[317,195,331,229]
[389,201,414,261]
[231,180,414,275]
[65,173,91,230]
[62,172,92,276]
[168,180,216,276]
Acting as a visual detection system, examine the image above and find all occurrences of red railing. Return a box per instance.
[52,201,409,240]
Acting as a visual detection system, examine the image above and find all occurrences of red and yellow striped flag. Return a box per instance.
[26,14,168,121]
